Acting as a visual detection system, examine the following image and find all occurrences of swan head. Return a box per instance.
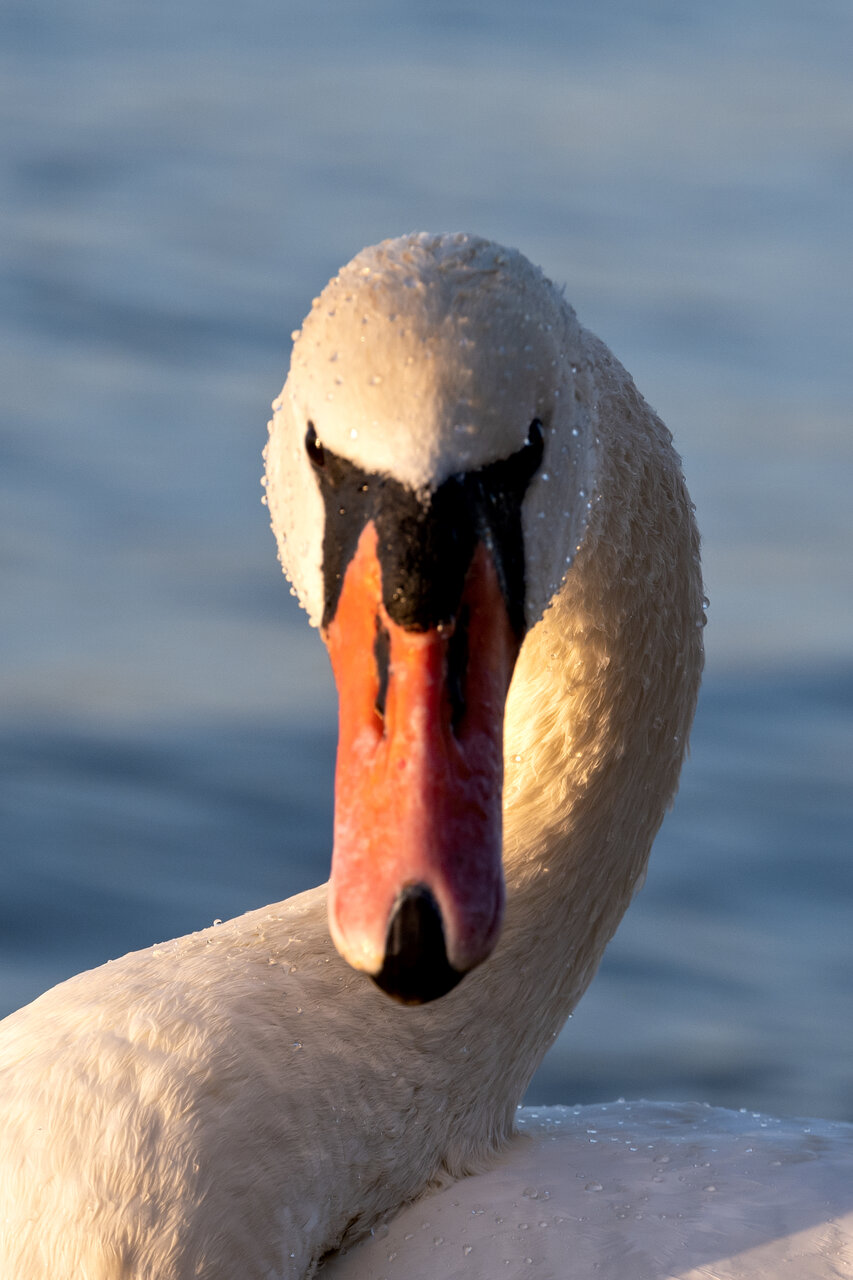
[265,233,594,1002]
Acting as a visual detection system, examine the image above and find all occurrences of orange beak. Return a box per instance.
[323,522,520,1003]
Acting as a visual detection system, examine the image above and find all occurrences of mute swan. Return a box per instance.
[0,233,850,1279]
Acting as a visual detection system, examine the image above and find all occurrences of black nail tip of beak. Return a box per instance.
[371,884,466,1005]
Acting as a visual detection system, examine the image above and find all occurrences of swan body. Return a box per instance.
[2,233,835,1279]
[325,1102,853,1280]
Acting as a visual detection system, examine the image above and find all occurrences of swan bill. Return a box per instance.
[372,884,465,1004]
[303,416,543,995]
[324,523,517,987]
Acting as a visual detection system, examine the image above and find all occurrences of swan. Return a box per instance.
[0,232,850,1279]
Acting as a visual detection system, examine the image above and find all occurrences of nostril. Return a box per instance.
[446,605,469,734]
[373,616,390,722]
[372,885,465,1004]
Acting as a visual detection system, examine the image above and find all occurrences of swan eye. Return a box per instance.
[305,422,325,469]
[526,418,544,450]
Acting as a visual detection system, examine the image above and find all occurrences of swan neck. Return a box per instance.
[437,374,704,1154]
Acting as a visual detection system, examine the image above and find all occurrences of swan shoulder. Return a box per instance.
[322,1101,853,1280]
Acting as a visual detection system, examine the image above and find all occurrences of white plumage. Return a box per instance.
[325,1102,853,1280]
[1,234,849,1278]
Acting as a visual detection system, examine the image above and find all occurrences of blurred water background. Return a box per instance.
[1,0,851,1121]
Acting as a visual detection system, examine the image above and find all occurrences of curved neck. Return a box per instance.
[428,372,704,1169]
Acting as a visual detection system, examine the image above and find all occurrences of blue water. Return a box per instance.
[2,0,851,1119]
